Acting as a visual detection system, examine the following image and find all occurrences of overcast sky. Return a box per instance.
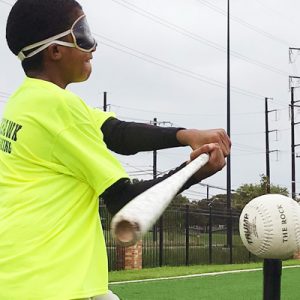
[1,0,300,200]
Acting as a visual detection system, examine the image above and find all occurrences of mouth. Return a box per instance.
[86,54,93,63]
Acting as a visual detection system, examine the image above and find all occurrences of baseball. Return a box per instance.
[239,194,300,259]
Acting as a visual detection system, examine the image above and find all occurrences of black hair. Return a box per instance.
[6,0,82,74]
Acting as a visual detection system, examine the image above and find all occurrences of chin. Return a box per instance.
[85,70,92,80]
[83,65,92,80]
[75,70,92,83]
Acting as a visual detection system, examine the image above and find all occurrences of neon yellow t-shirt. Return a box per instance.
[0,77,128,300]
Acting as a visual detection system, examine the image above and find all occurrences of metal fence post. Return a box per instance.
[185,204,190,266]
[208,204,212,264]
[159,216,164,267]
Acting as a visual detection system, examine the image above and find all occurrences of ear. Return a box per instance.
[46,44,63,61]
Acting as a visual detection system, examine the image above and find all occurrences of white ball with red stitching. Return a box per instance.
[239,194,300,259]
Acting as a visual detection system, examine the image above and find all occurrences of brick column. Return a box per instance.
[293,251,300,259]
[116,245,125,270]
[116,240,142,270]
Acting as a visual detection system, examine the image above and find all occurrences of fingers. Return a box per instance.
[190,143,226,181]
[189,143,217,161]
[180,128,230,182]
[211,129,231,157]
[190,142,226,168]
[209,143,226,169]
[194,129,231,157]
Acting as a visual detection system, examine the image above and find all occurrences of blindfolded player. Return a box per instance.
[0,0,230,299]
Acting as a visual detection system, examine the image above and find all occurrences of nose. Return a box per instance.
[91,41,98,53]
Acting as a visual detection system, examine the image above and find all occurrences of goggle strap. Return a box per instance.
[21,29,71,52]
[17,29,72,61]
[18,41,75,61]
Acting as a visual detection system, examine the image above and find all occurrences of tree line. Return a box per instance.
[172,174,291,211]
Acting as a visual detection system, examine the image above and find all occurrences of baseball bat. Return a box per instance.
[110,153,209,246]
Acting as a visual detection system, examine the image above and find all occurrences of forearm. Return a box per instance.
[101,117,185,155]
[101,162,198,216]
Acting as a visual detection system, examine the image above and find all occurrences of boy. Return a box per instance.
[1,0,230,299]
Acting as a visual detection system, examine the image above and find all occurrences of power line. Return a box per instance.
[112,103,290,117]
[96,34,290,107]
[183,190,209,198]
[232,126,290,136]
[110,104,264,117]
[233,145,281,157]
[252,0,299,27]
[0,91,10,96]
[0,0,13,6]
[110,0,287,76]
[0,91,10,102]
[195,0,290,46]
[234,152,265,157]
[113,115,153,123]
[3,0,289,76]
[232,130,265,136]
[1,1,291,102]
[235,142,265,152]
[234,148,265,154]
[99,38,226,89]
[96,34,268,100]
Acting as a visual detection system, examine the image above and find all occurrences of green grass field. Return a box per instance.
[109,261,300,300]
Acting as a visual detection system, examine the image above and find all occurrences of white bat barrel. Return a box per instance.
[111,153,209,246]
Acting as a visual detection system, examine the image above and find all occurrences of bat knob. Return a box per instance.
[113,220,140,247]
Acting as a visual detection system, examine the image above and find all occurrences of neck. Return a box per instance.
[26,70,68,89]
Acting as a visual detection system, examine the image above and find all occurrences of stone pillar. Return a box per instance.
[116,240,142,270]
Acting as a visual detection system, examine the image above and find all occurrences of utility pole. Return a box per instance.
[265,97,278,193]
[264,97,282,300]
[265,97,270,193]
[103,92,107,111]
[290,86,300,200]
[291,87,296,200]
[289,48,300,200]
[264,50,300,300]
[226,0,232,265]
[153,117,157,181]
[153,118,158,244]
[151,118,172,267]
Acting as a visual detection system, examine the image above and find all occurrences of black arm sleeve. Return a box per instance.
[101,117,185,155]
[101,162,198,216]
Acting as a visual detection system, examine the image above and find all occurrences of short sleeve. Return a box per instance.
[88,108,116,129]
[51,122,129,196]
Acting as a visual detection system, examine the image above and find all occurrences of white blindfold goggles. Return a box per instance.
[18,15,97,61]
